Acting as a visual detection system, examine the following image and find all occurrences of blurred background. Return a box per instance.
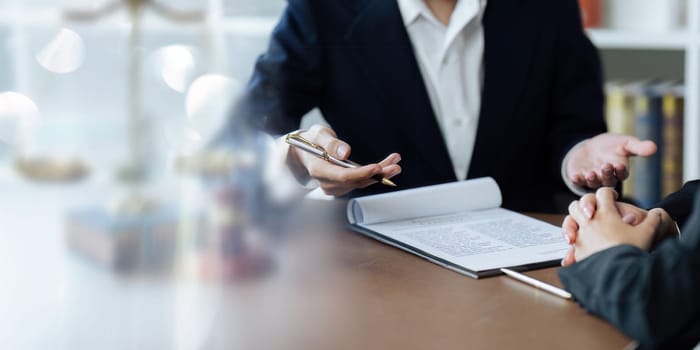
[0,1,295,348]
[0,0,698,348]
[0,0,286,181]
[578,0,699,207]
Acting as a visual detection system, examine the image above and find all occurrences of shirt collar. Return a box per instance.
[397,0,432,26]
[397,0,487,29]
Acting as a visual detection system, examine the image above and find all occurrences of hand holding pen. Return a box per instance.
[285,125,402,196]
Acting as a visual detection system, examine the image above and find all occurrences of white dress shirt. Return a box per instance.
[398,0,584,194]
[397,0,487,181]
[271,0,585,198]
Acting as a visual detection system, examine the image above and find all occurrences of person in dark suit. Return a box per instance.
[232,0,656,212]
[560,181,700,349]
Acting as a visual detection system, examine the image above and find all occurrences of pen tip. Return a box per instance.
[382,178,397,187]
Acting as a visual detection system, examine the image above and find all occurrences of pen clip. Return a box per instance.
[286,131,331,161]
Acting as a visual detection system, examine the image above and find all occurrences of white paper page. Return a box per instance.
[359,207,568,273]
[347,177,501,225]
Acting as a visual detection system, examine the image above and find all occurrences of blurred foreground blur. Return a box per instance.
[0,1,347,348]
[0,167,350,348]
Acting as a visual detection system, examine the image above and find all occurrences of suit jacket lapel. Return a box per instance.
[469,0,537,178]
[344,0,455,182]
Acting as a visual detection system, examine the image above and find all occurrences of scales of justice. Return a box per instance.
[22,0,272,276]
[25,0,205,272]
[64,0,205,213]
[18,0,207,192]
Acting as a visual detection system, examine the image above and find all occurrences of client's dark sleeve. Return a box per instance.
[655,180,699,227]
[558,186,700,349]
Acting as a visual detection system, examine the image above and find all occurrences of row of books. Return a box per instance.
[605,81,685,208]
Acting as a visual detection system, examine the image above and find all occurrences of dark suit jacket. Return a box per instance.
[559,180,700,349]
[236,0,606,212]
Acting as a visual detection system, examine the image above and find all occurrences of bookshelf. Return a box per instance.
[586,0,700,183]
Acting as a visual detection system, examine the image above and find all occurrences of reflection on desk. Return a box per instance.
[0,183,631,349]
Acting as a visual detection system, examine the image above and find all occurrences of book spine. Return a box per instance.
[662,92,684,197]
[632,91,663,208]
[605,84,629,134]
[578,0,602,28]
[606,83,636,198]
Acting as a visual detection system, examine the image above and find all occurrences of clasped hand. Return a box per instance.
[561,187,679,266]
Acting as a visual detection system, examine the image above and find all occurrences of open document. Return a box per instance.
[346,177,569,278]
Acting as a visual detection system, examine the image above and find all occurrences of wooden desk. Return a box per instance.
[0,187,632,349]
[203,200,632,349]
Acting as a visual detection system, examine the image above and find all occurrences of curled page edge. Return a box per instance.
[346,177,502,225]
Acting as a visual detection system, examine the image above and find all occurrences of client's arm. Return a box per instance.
[559,187,700,348]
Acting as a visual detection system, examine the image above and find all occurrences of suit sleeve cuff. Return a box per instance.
[262,131,319,202]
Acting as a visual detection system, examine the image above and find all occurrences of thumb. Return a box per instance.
[621,214,637,225]
[314,129,351,160]
[623,138,657,157]
[639,208,663,235]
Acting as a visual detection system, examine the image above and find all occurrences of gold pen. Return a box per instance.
[285,131,396,187]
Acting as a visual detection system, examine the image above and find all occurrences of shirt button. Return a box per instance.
[453,119,463,127]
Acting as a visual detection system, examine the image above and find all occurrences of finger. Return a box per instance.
[568,201,587,223]
[585,171,602,189]
[308,160,381,184]
[599,163,617,187]
[354,167,401,190]
[595,187,619,213]
[373,153,402,179]
[613,163,628,180]
[623,137,658,157]
[322,136,351,159]
[639,208,663,233]
[378,153,401,167]
[382,164,402,179]
[622,214,637,225]
[321,153,401,180]
[570,173,586,187]
[561,246,576,267]
[355,162,401,187]
[319,165,384,195]
[562,215,578,244]
[310,127,351,160]
[616,202,647,226]
[580,193,596,219]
